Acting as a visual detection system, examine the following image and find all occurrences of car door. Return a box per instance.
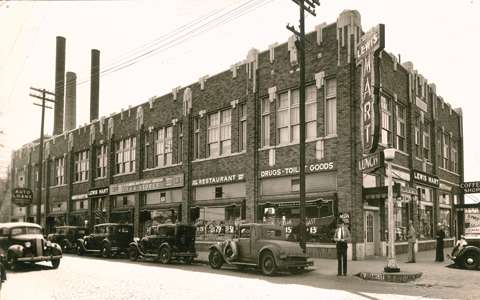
[236,226,252,262]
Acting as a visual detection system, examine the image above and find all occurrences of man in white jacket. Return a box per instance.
[334,219,351,276]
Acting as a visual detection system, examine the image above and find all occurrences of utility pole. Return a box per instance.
[29,87,55,226]
[287,0,320,251]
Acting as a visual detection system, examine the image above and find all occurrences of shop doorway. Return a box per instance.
[364,209,379,256]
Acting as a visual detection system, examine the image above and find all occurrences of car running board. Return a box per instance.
[228,262,257,266]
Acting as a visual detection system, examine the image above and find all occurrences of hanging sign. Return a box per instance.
[357,24,385,154]
[358,151,384,173]
[12,188,33,206]
[460,181,480,194]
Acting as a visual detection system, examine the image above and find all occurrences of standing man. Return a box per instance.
[334,219,351,276]
[407,219,416,263]
[296,221,307,254]
[435,223,445,262]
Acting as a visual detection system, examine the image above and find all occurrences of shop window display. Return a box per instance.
[418,205,434,239]
[260,200,336,243]
[439,208,451,238]
[193,206,241,241]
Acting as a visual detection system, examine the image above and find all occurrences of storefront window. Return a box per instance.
[465,208,480,236]
[439,208,451,238]
[418,205,433,239]
[193,206,240,241]
[393,203,409,241]
[260,200,336,243]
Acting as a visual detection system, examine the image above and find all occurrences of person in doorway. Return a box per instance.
[435,223,446,262]
[407,219,417,263]
[334,219,351,276]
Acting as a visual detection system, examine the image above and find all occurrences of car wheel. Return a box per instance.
[183,256,194,265]
[159,247,171,264]
[76,245,84,256]
[463,252,479,270]
[51,259,61,269]
[208,249,224,270]
[128,247,139,262]
[101,245,112,259]
[260,251,277,276]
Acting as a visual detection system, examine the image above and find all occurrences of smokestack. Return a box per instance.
[64,72,76,131]
[53,36,66,135]
[90,49,100,121]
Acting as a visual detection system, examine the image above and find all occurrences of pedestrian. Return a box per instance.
[296,221,307,254]
[435,223,445,262]
[406,219,416,263]
[334,219,350,276]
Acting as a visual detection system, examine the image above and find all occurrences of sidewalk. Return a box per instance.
[196,247,469,287]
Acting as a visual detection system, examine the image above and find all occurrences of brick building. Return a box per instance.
[9,10,463,259]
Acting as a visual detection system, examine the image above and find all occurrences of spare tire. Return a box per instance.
[224,240,238,261]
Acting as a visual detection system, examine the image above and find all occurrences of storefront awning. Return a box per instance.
[262,199,331,208]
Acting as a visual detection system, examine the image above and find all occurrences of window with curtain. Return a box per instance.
[155,127,172,167]
[207,109,231,157]
[54,157,65,185]
[325,78,337,136]
[96,144,107,178]
[194,118,200,159]
[381,96,393,146]
[443,133,449,169]
[239,103,247,151]
[74,150,89,182]
[423,121,431,161]
[261,98,270,147]
[116,137,136,174]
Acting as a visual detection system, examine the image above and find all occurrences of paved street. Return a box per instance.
[1,249,479,300]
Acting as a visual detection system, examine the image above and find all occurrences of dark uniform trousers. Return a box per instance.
[336,241,348,275]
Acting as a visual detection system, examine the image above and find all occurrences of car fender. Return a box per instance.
[50,242,63,255]
[258,245,281,266]
[102,239,112,249]
[159,242,171,251]
[7,244,24,257]
[458,245,480,259]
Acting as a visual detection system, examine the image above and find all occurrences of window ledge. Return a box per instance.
[438,167,460,176]
[193,151,246,163]
[394,150,410,157]
[50,184,68,189]
[113,172,136,178]
[144,163,182,172]
[95,177,107,181]
[73,180,89,185]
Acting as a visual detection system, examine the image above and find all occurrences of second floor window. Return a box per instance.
[155,126,173,167]
[74,150,89,182]
[194,118,200,159]
[415,115,421,158]
[239,103,247,151]
[381,96,393,146]
[54,157,65,185]
[423,122,431,161]
[261,98,270,147]
[396,104,406,152]
[208,109,231,157]
[451,140,457,173]
[96,144,108,178]
[443,133,449,169]
[325,79,337,136]
[116,137,136,174]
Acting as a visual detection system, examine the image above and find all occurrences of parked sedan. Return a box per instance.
[208,223,313,276]
[0,222,62,270]
[76,223,133,258]
[47,226,88,252]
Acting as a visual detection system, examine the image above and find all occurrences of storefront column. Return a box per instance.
[134,192,141,237]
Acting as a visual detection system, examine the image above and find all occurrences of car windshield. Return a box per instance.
[10,226,42,236]
[264,228,284,240]
[56,228,68,235]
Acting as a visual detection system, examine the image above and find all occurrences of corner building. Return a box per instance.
[10,10,464,259]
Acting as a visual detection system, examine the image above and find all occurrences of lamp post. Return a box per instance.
[384,148,400,273]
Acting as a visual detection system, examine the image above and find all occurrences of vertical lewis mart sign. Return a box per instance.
[357,24,385,154]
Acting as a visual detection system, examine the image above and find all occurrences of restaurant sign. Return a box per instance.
[412,170,439,188]
[460,181,480,194]
[357,24,385,154]
[110,174,184,195]
[12,188,33,206]
[192,174,245,187]
[260,162,334,178]
[358,151,383,173]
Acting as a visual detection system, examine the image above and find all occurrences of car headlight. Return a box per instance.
[25,241,32,248]
[134,237,140,242]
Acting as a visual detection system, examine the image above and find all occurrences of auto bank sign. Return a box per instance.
[357,24,385,154]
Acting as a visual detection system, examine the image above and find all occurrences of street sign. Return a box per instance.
[358,151,384,173]
[12,188,33,206]
[460,181,480,194]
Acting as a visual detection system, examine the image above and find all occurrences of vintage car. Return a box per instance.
[128,224,197,264]
[448,235,480,270]
[208,223,313,276]
[47,226,88,252]
[76,223,133,258]
[0,222,62,270]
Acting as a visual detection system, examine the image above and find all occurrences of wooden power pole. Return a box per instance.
[29,87,55,226]
[287,0,319,251]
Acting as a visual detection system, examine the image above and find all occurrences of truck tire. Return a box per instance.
[51,258,61,269]
[208,249,224,269]
[101,245,112,259]
[128,246,139,261]
[159,247,171,264]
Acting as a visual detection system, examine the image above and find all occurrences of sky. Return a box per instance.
[0,0,479,200]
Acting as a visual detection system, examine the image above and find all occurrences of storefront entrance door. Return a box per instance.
[364,210,378,256]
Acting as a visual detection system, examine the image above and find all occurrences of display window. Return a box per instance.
[193,206,241,241]
[418,205,434,239]
[465,207,480,236]
[259,200,336,243]
[439,208,451,238]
